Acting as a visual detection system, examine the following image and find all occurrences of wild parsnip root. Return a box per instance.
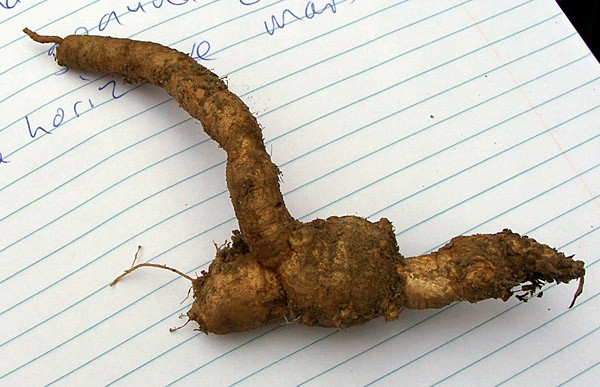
[25,28,586,334]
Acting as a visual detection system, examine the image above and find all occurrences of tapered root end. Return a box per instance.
[459,229,585,305]
[492,230,585,305]
[401,229,585,309]
[23,27,63,44]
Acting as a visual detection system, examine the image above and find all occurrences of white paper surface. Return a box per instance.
[1,0,599,385]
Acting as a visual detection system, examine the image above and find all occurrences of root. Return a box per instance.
[170,314,191,333]
[110,263,193,286]
[110,245,194,286]
[400,229,585,310]
[25,29,586,335]
[130,245,142,269]
[569,275,585,308]
[22,28,295,268]
[281,315,301,326]
[23,28,62,45]
[180,285,193,305]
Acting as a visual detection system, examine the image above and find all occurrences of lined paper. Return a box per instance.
[1,0,599,385]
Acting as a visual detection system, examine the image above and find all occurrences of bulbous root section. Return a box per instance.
[111,225,584,334]
[187,221,584,335]
[25,30,585,335]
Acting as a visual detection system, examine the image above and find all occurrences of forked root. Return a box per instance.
[110,245,194,286]
[170,314,191,333]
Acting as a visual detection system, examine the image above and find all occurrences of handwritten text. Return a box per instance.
[16,78,127,164]
[3,0,213,165]
[240,0,342,35]
[0,0,21,10]
[265,0,337,35]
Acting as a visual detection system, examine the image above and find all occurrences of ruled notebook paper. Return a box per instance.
[1,0,599,385]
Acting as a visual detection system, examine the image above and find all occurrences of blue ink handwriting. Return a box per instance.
[21,78,127,154]
[44,1,210,61]
[98,79,127,99]
[190,39,214,61]
[99,11,123,32]
[7,0,209,165]
[263,0,338,35]
[25,115,52,138]
[0,0,21,10]
[125,0,198,16]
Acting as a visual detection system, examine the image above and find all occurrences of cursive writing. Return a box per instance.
[237,0,342,36]
[98,11,123,32]
[127,0,198,13]
[18,78,127,159]
[0,0,21,10]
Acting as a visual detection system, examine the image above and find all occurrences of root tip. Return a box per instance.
[568,274,585,308]
[23,27,63,44]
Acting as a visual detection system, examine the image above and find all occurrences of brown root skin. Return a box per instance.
[23,28,62,44]
[188,224,584,334]
[26,30,586,335]
[401,229,585,310]
[25,28,294,268]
